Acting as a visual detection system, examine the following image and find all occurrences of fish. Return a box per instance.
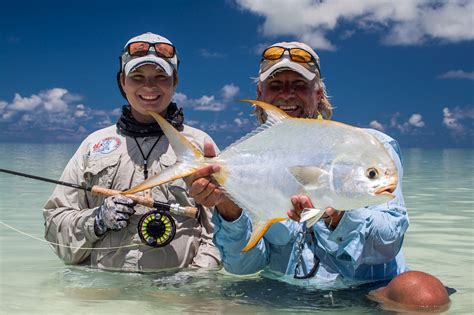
[123,100,398,252]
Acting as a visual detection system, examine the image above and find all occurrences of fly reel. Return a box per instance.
[138,210,176,247]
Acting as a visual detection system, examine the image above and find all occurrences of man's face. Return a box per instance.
[257,70,322,118]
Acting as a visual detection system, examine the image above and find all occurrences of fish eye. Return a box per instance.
[366,168,379,179]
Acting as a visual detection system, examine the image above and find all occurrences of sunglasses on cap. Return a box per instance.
[127,41,176,59]
[261,46,321,76]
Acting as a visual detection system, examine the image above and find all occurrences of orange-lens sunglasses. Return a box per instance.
[262,46,314,63]
[127,41,175,59]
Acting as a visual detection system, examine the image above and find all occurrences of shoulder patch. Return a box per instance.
[90,137,121,156]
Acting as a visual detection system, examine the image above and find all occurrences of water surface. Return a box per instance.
[0,144,472,314]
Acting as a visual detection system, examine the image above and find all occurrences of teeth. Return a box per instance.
[279,105,297,111]
[141,95,159,100]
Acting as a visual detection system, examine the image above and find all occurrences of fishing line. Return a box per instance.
[0,168,198,248]
[0,221,140,250]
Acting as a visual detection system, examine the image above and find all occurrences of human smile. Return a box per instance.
[278,105,298,112]
[139,94,160,101]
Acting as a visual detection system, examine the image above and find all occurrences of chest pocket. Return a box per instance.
[84,153,121,206]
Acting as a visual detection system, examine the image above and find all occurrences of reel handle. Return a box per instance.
[91,186,199,219]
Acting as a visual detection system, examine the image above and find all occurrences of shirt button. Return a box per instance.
[336,236,343,242]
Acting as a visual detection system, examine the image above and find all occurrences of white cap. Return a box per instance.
[259,41,320,81]
[121,32,179,77]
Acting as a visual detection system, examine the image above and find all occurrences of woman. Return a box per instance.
[43,32,220,272]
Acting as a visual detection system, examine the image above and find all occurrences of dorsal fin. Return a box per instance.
[218,99,290,156]
[122,111,204,194]
[147,111,203,161]
[240,99,290,125]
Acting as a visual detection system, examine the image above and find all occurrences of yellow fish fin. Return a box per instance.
[147,111,203,160]
[240,99,290,123]
[122,111,204,194]
[241,217,287,253]
[122,168,197,194]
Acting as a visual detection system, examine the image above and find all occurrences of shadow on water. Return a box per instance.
[53,267,394,314]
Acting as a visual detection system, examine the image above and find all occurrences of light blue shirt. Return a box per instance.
[212,129,409,288]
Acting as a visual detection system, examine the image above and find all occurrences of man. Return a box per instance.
[187,40,452,310]
[187,41,409,286]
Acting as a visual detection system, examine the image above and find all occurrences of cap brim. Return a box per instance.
[259,58,316,81]
[124,55,173,76]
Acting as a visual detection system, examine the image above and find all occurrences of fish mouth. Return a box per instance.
[374,184,396,197]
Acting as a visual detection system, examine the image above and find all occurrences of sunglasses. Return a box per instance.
[262,46,314,63]
[127,41,175,59]
[261,46,321,76]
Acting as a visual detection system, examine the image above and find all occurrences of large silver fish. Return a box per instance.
[124,100,397,252]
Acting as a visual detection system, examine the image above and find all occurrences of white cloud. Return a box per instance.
[1,111,16,122]
[172,92,188,105]
[7,88,80,113]
[20,114,34,122]
[173,84,241,112]
[40,88,70,112]
[10,93,42,111]
[221,83,240,100]
[173,93,227,111]
[236,0,474,49]
[110,107,122,116]
[196,95,215,105]
[195,100,227,112]
[408,114,425,127]
[234,117,243,126]
[0,88,118,141]
[74,104,88,118]
[369,120,385,131]
[442,106,474,136]
[438,70,474,80]
[199,48,225,58]
[388,112,425,134]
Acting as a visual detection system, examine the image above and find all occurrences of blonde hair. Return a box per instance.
[254,75,333,124]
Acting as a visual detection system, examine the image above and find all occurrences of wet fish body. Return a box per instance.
[124,100,397,251]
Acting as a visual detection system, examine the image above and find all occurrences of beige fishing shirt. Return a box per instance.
[43,124,221,272]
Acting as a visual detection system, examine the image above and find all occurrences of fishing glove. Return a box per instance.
[94,195,136,236]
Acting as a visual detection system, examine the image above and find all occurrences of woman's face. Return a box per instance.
[120,64,176,123]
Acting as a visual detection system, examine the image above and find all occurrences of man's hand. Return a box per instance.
[94,195,136,236]
[287,195,343,229]
[185,139,242,221]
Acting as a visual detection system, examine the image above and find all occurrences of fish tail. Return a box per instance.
[122,111,204,194]
[241,218,287,253]
[300,208,326,227]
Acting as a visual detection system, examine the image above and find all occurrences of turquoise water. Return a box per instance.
[0,143,473,314]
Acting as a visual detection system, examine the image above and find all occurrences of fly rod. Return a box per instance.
[0,168,198,219]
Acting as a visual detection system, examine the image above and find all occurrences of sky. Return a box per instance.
[1,0,473,149]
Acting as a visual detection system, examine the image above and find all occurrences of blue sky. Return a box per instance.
[1,0,473,148]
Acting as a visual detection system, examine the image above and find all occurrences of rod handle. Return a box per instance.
[91,186,198,219]
[169,203,200,219]
[91,186,154,207]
